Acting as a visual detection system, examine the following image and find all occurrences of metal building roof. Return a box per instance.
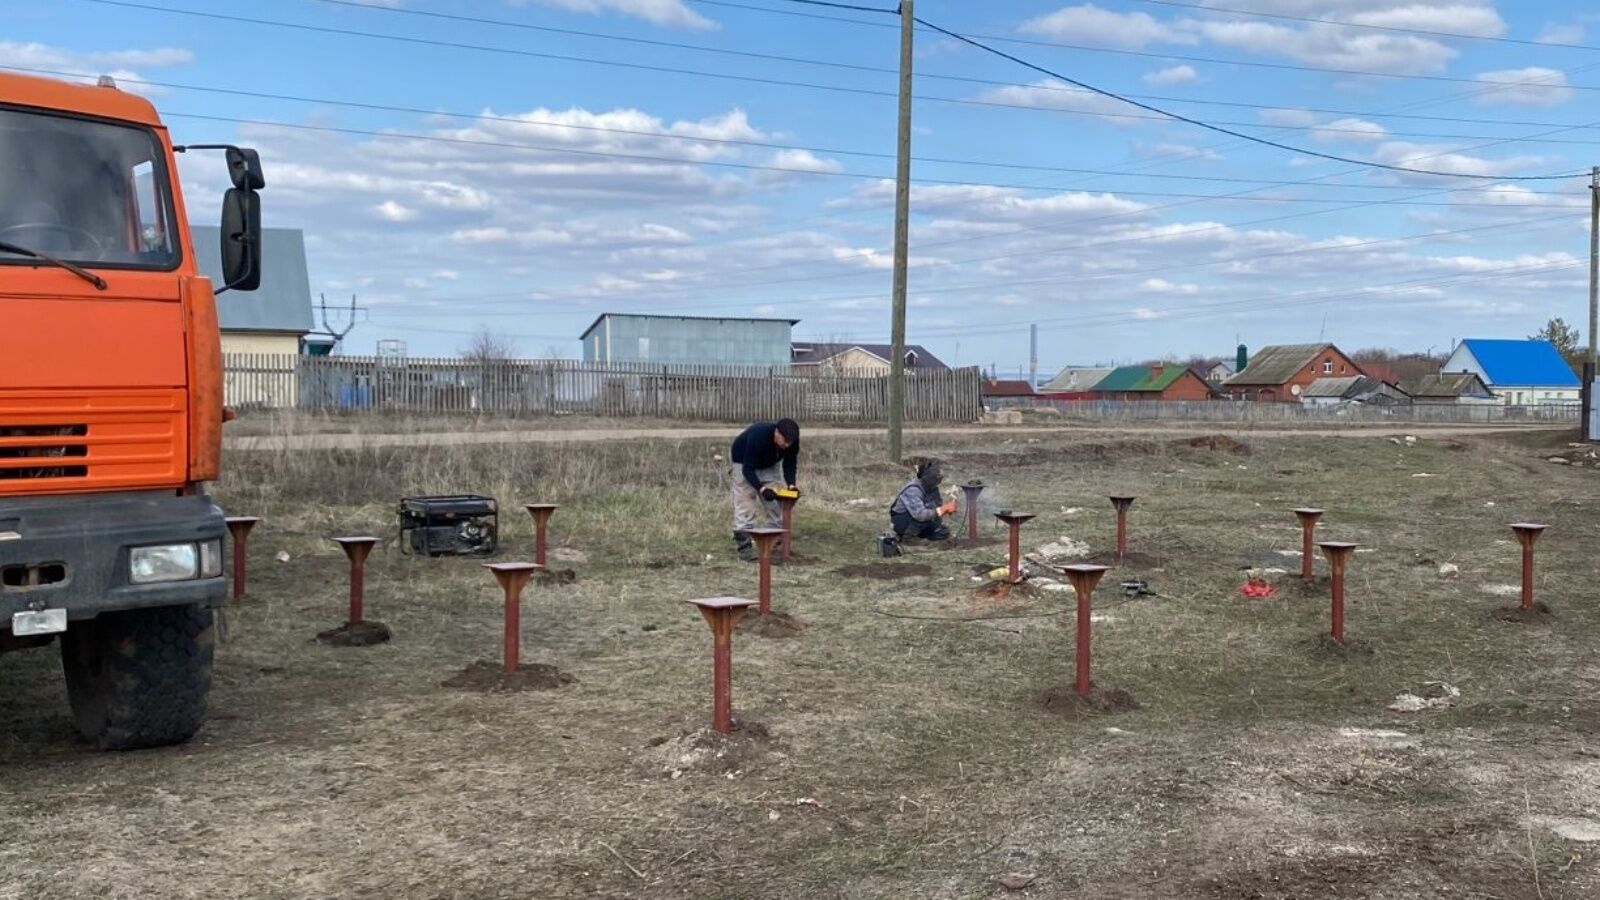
[1458,339,1580,388]
[1225,344,1330,386]
[1041,366,1114,392]
[1402,372,1494,398]
[579,312,800,341]
[192,225,315,335]
[1095,363,1191,392]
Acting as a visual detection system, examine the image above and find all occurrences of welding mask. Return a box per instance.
[917,460,943,492]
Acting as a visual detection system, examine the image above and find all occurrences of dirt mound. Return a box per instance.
[833,562,934,580]
[1040,684,1141,717]
[1495,602,1555,624]
[442,660,575,693]
[1305,633,1375,657]
[1176,434,1251,455]
[738,610,807,639]
[316,620,392,646]
[534,568,579,585]
[644,721,773,777]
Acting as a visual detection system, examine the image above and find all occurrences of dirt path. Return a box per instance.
[226,421,1566,451]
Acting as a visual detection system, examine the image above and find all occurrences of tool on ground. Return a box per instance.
[399,494,498,557]
[1119,579,1154,598]
[877,531,903,558]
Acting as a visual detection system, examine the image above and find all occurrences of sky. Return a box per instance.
[6,0,1599,374]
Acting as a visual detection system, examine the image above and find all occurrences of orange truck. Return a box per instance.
[1,72,263,749]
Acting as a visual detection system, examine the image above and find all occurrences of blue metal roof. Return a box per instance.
[1460,339,1580,387]
[192,226,315,334]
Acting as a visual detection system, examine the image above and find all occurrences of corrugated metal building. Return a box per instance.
[580,313,798,368]
[192,225,315,357]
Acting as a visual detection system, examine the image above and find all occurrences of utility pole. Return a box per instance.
[887,0,914,462]
[1586,166,1598,442]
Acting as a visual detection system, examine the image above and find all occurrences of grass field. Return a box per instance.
[2,424,1598,899]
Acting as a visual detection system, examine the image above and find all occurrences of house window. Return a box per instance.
[1323,360,1333,374]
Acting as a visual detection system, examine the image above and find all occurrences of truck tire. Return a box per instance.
[59,604,214,750]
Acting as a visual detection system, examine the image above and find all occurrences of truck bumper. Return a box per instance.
[0,490,227,627]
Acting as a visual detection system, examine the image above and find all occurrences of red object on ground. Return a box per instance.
[225,516,259,600]
[776,495,799,561]
[687,596,756,734]
[993,512,1036,584]
[1109,497,1135,561]
[1318,542,1358,643]
[1061,564,1110,697]
[331,536,378,624]
[1240,579,1276,599]
[1291,508,1325,582]
[484,562,543,673]
[1510,523,1548,611]
[746,528,786,615]
[523,504,559,568]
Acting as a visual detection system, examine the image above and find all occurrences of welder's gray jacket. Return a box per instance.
[890,481,943,522]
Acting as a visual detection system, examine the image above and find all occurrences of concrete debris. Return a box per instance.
[1480,583,1521,597]
[1338,727,1411,741]
[1530,816,1600,843]
[846,498,875,508]
[1484,501,1496,507]
[1061,507,1084,516]
[1404,435,1417,445]
[1549,457,1571,465]
[1438,563,1460,578]
[1036,537,1090,561]
[1388,437,1403,445]
[1388,682,1460,713]
[1411,473,1437,478]
[275,551,291,563]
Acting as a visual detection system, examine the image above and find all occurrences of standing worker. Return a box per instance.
[889,459,957,543]
[729,418,801,561]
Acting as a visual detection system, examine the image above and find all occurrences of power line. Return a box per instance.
[1132,0,1600,53]
[308,0,1600,116]
[81,0,1600,123]
[689,0,1600,94]
[912,14,1585,182]
[26,64,1600,184]
[162,109,1594,200]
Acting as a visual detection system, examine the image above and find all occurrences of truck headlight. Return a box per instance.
[199,539,223,578]
[130,544,200,584]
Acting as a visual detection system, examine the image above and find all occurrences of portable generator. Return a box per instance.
[398,495,499,557]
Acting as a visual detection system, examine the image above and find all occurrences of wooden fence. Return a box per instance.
[1007,398,1580,425]
[222,354,984,424]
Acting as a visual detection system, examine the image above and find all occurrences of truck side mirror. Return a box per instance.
[225,147,265,191]
[218,187,261,293]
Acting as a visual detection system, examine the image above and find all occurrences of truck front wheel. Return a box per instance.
[60,604,215,750]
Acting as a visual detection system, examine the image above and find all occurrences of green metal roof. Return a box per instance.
[1096,364,1190,392]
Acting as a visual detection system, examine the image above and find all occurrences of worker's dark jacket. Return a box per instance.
[731,421,799,490]
[890,481,949,540]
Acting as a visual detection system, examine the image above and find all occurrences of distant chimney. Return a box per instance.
[1151,362,1165,380]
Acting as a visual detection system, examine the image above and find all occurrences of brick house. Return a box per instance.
[1223,344,1363,402]
[1092,362,1214,401]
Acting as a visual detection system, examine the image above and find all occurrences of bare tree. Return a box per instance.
[460,327,519,363]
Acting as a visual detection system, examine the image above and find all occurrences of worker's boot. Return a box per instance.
[733,531,758,562]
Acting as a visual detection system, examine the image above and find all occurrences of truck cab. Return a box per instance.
[1,71,262,750]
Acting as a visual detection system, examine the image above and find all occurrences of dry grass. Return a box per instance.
[2,424,1598,899]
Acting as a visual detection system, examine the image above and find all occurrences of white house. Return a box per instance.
[1441,339,1580,407]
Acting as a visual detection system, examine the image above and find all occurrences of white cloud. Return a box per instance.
[1312,117,1388,143]
[1022,4,1194,48]
[1473,67,1573,107]
[1370,141,1547,180]
[1537,22,1586,45]
[374,200,418,222]
[0,41,193,96]
[510,0,716,30]
[1132,307,1167,320]
[766,149,842,174]
[1140,142,1223,161]
[1139,279,1199,294]
[976,78,1143,124]
[1142,64,1198,86]
[1347,4,1504,37]
[1257,107,1319,128]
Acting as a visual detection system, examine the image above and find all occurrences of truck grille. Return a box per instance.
[0,390,185,493]
[0,425,90,480]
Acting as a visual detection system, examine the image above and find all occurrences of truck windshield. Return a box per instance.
[0,106,179,271]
